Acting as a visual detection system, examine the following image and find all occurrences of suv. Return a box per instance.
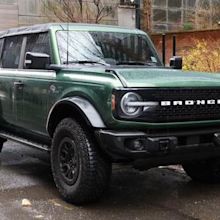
[0,23,220,205]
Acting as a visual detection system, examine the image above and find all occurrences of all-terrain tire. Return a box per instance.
[51,118,111,205]
[183,159,220,183]
[0,138,6,153]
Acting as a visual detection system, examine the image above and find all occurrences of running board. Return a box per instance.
[0,132,50,152]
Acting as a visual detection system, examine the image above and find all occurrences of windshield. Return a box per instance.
[56,31,162,66]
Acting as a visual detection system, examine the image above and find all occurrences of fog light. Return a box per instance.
[133,140,144,151]
[125,139,145,151]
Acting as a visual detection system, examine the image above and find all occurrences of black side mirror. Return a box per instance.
[170,56,182,69]
[24,52,50,69]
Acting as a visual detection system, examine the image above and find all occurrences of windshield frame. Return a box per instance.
[55,30,163,67]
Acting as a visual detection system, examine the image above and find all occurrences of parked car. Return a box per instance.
[0,23,220,205]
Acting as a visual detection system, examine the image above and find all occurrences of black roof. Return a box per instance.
[0,23,54,38]
[0,22,142,38]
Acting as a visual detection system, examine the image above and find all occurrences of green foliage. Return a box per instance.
[183,22,194,31]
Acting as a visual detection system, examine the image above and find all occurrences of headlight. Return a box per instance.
[120,92,143,117]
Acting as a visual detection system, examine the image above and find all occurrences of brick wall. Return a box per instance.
[151,29,220,64]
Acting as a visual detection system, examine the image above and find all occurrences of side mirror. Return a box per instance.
[170,56,182,69]
[24,52,50,69]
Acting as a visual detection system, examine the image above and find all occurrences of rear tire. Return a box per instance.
[0,138,6,153]
[51,118,111,205]
[183,159,220,183]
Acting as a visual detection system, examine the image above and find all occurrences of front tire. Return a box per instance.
[183,159,220,183]
[51,118,111,205]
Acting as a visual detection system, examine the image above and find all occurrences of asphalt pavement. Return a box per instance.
[0,141,220,220]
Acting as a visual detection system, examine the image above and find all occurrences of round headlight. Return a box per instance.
[120,92,142,117]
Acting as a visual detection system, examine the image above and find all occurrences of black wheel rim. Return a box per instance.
[58,137,79,185]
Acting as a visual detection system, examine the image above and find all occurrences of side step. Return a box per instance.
[0,132,50,152]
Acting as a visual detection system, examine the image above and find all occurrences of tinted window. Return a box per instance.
[2,36,23,68]
[25,33,51,56]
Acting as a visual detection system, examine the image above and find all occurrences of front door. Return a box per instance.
[14,33,57,136]
[13,70,56,135]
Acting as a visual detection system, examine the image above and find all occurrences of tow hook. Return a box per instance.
[147,137,177,154]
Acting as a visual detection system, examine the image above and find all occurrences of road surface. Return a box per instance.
[0,141,220,220]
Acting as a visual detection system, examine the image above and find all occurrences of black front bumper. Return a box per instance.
[96,130,220,168]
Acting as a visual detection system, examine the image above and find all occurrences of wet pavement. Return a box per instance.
[0,142,220,220]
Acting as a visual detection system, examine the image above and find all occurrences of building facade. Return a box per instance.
[0,0,47,30]
[0,0,219,32]
[151,0,220,32]
[120,0,220,32]
[0,0,119,31]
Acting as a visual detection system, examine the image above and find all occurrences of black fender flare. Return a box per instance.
[46,97,106,134]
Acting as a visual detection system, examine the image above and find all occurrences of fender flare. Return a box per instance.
[46,97,106,133]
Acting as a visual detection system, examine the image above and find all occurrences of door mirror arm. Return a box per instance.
[24,52,50,69]
[170,56,183,70]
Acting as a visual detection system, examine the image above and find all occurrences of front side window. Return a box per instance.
[56,31,162,66]
[2,36,23,68]
[25,33,51,55]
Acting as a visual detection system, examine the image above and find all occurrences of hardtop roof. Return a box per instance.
[0,23,54,38]
[0,23,145,38]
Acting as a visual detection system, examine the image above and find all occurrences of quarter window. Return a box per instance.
[0,38,3,59]
[2,36,23,68]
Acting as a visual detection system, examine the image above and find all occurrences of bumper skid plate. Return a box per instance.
[96,130,220,161]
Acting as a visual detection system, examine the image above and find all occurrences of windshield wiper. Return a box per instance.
[63,60,109,66]
[116,61,156,66]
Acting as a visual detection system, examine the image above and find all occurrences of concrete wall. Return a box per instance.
[0,0,119,31]
[18,0,47,26]
[117,5,136,29]
[0,1,18,30]
[0,0,47,30]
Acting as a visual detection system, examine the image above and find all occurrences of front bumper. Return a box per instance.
[96,129,220,168]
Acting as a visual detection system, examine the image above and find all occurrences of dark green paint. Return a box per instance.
[0,23,220,141]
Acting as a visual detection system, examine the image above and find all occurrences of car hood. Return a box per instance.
[112,67,220,87]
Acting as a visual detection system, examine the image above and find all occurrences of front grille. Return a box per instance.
[114,88,220,123]
[149,88,220,122]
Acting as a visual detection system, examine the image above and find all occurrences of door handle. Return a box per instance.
[13,81,24,88]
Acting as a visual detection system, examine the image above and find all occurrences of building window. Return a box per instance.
[168,0,182,8]
[151,0,217,32]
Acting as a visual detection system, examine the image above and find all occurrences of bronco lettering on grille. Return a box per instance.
[161,100,220,106]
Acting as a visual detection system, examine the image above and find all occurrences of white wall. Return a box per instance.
[118,5,136,29]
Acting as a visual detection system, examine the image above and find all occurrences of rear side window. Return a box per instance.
[2,36,23,68]
[25,33,51,56]
[0,38,3,58]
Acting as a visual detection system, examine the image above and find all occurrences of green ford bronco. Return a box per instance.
[0,23,220,205]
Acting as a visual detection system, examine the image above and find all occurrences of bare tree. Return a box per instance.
[210,0,220,28]
[42,0,116,24]
[93,0,114,23]
[195,0,220,29]
[142,0,152,32]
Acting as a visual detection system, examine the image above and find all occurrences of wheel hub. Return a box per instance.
[58,137,79,185]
